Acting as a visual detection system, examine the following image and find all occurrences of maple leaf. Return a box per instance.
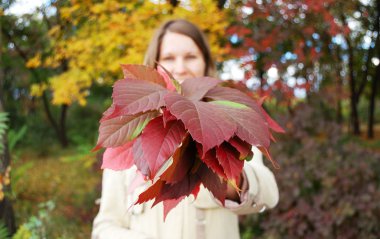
[197,145,227,179]
[163,196,185,220]
[100,104,118,122]
[136,175,201,209]
[162,108,177,127]
[121,64,167,87]
[132,137,151,177]
[228,136,253,160]
[136,179,164,204]
[102,140,134,170]
[258,145,280,169]
[164,92,236,154]
[103,79,168,120]
[95,65,283,219]
[181,76,220,101]
[153,175,201,206]
[261,109,285,133]
[156,64,179,92]
[94,111,157,151]
[205,86,263,115]
[211,102,270,148]
[205,85,283,139]
[197,163,227,204]
[162,181,200,220]
[216,143,244,182]
[160,137,195,184]
[163,182,200,220]
[140,116,187,178]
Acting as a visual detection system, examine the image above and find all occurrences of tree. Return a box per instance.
[226,0,379,136]
[367,0,380,138]
[1,3,71,146]
[225,0,339,107]
[27,0,229,146]
[336,0,379,135]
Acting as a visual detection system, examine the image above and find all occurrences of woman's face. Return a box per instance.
[158,32,206,83]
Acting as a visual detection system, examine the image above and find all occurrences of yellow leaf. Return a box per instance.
[26,53,42,68]
[30,83,48,97]
[41,0,230,107]
[49,69,92,106]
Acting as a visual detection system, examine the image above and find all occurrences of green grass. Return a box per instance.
[12,145,102,238]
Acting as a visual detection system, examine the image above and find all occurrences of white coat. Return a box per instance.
[92,147,279,239]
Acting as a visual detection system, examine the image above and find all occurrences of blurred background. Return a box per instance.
[0,0,379,238]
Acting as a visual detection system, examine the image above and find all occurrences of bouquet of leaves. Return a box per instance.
[94,64,284,218]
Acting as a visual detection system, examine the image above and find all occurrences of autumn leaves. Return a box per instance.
[94,65,282,217]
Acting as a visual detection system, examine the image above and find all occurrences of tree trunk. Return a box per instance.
[367,0,380,139]
[349,93,360,135]
[346,39,361,135]
[57,60,70,148]
[168,0,179,7]
[335,47,343,124]
[41,92,69,147]
[42,92,60,136]
[258,68,265,97]
[336,77,343,124]
[2,25,69,147]
[341,12,370,136]
[368,63,379,138]
[59,104,69,147]
[217,0,227,9]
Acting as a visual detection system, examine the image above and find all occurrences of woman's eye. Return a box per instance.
[162,56,174,61]
[185,55,197,60]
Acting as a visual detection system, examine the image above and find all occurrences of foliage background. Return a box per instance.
[0,0,379,238]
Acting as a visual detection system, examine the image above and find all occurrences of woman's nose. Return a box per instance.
[174,58,187,75]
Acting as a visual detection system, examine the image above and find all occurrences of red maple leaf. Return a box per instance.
[94,111,157,151]
[102,140,135,170]
[103,79,168,120]
[197,145,226,179]
[197,163,227,204]
[228,137,253,160]
[94,64,283,218]
[121,64,167,87]
[164,92,237,154]
[160,137,195,184]
[216,143,244,182]
[140,116,187,178]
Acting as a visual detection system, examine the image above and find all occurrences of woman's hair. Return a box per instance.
[144,19,215,76]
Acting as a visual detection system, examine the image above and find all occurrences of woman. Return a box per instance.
[92,19,279,239]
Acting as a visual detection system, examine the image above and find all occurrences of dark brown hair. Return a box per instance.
[143,19,215,76]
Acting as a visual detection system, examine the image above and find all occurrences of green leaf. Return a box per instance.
[0,222,10,239]
[8,125,28,151]
[0,112,8,154]
[210,100,250,109]
[130,114,152,139]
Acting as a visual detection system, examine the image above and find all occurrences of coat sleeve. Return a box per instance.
[224,147,279,215]
[91,169,154,239]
